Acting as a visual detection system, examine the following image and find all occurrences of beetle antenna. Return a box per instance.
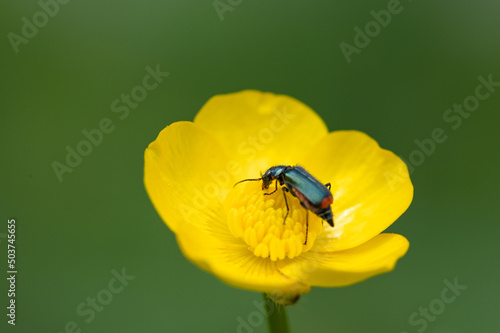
[233,178,262,187]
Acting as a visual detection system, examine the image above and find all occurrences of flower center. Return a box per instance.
[224,181,323,261]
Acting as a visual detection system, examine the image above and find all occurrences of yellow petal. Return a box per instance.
[300,130,413,252]
[176,220,310,295]
[144,121,234,233]
[194,90,328,178]
[277,233,409,287]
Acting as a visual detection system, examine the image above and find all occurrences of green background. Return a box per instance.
[1,0,499,332]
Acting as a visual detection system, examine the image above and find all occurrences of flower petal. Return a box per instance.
[176,221,310,295]
[194,90,328,177]
[144,121,234,233]
[300,130,413,252]
[277,233,409,287]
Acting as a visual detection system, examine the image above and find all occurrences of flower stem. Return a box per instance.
[264,294,291,333]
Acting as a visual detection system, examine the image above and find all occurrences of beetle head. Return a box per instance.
[261,170,274,190]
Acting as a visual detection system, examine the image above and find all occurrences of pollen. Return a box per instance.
[225,181,323,261]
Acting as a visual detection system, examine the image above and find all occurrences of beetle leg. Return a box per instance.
[281,187,290,224]
[325,183,331,190]
[303,210,309,245]
[264,180,279,196]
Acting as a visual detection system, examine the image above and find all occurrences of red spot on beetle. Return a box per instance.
[320,195,333,209]
[292,188,307,203]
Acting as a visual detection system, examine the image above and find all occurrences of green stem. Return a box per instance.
[264,294,291,333]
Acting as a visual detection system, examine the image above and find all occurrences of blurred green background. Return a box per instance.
[1,0,499,332]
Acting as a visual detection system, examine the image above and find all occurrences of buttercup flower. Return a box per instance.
[144,90,413,305]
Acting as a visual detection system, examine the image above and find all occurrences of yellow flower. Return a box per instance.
[144,90,413,305]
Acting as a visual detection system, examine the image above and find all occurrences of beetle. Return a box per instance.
[234,165,334,245]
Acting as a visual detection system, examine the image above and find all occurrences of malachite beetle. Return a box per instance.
[234,165,334,245]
